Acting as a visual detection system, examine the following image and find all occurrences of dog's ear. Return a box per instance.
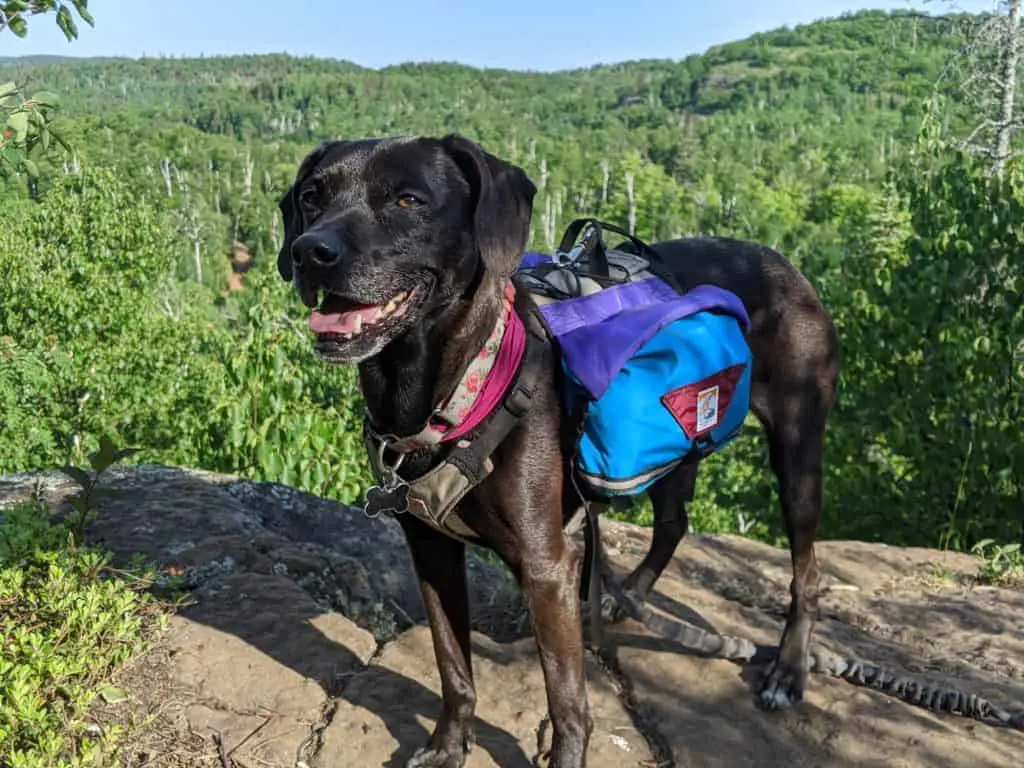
[277,141,331,281]
[441,133,537,281]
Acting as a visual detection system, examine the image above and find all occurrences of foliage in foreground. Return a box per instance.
[0,497,161,767]
[0,438,167,767]
[1,0,93,179]
[0,166,375,504]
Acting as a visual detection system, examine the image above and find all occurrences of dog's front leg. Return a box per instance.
[515,519,592,768]
[399,515,476,768]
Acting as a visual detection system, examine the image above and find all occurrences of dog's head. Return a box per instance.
[276,135,537,364]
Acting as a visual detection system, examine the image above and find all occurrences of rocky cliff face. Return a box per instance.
[2,464,1021,767]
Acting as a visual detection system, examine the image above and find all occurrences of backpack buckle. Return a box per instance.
[553,221,600,267]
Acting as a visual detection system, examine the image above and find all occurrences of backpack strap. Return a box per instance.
[556,218,662,282]
[555,218,610,278]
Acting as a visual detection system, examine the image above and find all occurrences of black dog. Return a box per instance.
[276,135,841,768]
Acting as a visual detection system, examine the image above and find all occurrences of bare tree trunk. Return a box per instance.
[193,238,202,285]
[542,194,556,251]
[625,171,636,236]
[159,158,173,197]
[270,210,282,252]
[243,149,254,197]
[993,0,1021,177]
[553,187,564,237]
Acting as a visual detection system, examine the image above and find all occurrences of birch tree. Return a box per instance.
[937,0,1024,176]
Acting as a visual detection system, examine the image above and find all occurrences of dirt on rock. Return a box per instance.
[1,465,1021,767]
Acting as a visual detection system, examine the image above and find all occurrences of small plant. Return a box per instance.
[58,435,140,544]
[971,538,1024,588]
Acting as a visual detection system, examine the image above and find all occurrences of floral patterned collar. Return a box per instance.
[379,282,527,453]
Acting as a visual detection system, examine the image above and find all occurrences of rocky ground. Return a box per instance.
[1,464,1021,767]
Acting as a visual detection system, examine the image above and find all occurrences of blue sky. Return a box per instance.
[3,0,996,71]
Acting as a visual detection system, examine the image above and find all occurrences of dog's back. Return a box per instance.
[646,237,840,374]
[647,237,814,315]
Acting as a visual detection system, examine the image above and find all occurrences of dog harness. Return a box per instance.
[362,282,550,543]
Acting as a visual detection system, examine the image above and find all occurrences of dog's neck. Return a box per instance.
[357,274,507,440]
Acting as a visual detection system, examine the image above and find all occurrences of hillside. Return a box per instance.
[0,8,1020,553]
[0,10,988,214]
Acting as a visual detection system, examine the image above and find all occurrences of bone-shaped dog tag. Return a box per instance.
[363,477,410,518]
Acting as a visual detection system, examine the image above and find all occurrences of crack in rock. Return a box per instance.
[297,695,340,767]
[589,648,675,768]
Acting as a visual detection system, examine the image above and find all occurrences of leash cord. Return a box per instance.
[592,569,1024,732]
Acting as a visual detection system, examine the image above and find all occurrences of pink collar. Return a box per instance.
[385,283,526,452]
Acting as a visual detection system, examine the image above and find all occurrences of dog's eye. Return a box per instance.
[396,194,423,209]
[298,180,325,212]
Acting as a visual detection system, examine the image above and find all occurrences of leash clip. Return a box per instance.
[552,220,599,267]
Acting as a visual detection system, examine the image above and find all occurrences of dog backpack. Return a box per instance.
[517,218,754,499]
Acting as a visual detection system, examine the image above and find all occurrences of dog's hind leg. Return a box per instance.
[617,462,697,605]
[398,515,477,768]
[752,336,838,710]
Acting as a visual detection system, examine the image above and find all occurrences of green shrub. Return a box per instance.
[0,501,161,767]
[0,165,374,503]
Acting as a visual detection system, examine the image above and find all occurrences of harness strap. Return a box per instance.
[583,501,607,654]
[363,305,550,542]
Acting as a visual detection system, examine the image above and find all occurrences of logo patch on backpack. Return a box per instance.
[661,363,747,439]
[696,385,720,433]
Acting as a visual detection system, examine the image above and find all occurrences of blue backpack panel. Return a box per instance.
[518,219,753,499]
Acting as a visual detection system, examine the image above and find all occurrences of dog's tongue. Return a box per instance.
[310,304,381,335]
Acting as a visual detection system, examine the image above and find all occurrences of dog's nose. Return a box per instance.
[292,231,343,270]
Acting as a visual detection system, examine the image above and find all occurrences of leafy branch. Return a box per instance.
[0,1,94,177]
[0,0,94,40]
[0,80,68,176]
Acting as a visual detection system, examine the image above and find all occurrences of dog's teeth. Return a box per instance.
[352,314,363,335]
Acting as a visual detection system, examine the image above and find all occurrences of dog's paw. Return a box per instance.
[757,657,809,711]
[406,737,471,768]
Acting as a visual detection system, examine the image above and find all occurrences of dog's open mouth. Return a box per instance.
[308,285,425,360]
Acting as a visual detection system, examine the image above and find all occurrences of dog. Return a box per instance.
[275,134,841,768]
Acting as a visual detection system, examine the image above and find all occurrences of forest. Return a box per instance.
[1,8,1021,553]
